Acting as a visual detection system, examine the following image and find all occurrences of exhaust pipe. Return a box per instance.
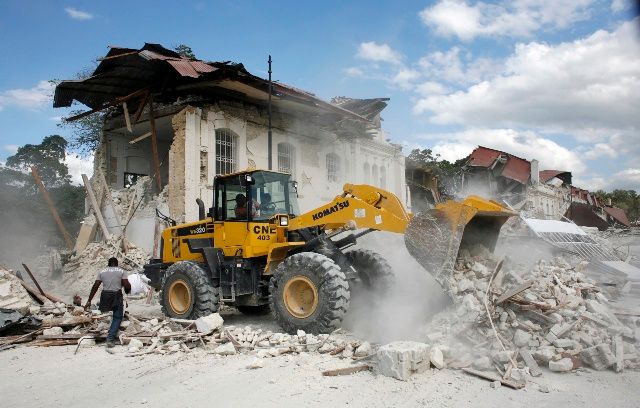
[196,198,205,220]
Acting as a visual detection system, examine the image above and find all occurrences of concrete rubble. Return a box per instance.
[415,243,640,386]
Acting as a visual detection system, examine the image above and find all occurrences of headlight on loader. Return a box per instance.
[279,216,289,227]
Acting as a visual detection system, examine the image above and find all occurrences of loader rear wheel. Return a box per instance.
[269,252,350,334]
[346,249,394,291]
[160,261,219,319]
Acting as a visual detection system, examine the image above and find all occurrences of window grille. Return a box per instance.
[215,129,237,175]
[277,142,295,176]
[326,153,340,182]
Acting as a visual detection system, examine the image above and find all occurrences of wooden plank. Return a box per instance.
[129,131,152,145]
[97,168,123,234]
[42,316,92,327]
[462,368,525,390]
[132,91,149,124]
[123,102,132,133]
[82,174,112,241]
[322,365,372,377]
[30,166,74,250]
[495,281,533,304]
[17,279,46,304]
[65,88,148,122]
[22,263,45,296]
[0,329,43,350]
[148,95,162,192]
[519,348,542,377]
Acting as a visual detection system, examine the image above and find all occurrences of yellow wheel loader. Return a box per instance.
[143,169,515,334]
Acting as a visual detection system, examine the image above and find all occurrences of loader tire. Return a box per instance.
[236,304,271,316]
[160,261,219,319]
[346,249,395,291]
[269,252,350,334]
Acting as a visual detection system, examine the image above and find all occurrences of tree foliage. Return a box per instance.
[595,189,639,224]
[0,136,85,266]
[407,148,467,196]
[174,44,196,59]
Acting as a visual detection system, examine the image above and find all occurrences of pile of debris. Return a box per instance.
[418,244,640,386]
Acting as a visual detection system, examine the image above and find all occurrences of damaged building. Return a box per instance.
[54,43,406,253]
[459,146,630,229]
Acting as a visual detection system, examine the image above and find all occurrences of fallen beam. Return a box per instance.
[82,174,112,241]
[462,368,525,390]
[31,166,74,250]
[322,365,372,377]
[128,131,152,145]
[495,281,533,305]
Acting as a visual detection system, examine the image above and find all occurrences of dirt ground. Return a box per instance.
[1,317,639,408]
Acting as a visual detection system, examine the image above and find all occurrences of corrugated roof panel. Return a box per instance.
[468,147,501,167]
[501,156,531,184]
[167,60,199,78]
[604,207,631,227]
[190,60,216,74]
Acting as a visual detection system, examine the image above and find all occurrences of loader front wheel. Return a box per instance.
[160,261,219,319]
[346,249,394,291]
[269,252,350,334]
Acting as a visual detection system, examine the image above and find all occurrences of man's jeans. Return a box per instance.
[107,300,124,341]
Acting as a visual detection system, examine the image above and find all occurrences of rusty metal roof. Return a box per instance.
[539,170,571,184]
[54,42,370,124]
[467,146,531,184]
[604,207,631,227]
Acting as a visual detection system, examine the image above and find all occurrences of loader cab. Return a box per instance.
[213,170,300,223]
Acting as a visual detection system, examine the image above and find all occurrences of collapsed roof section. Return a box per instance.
[54,43,385,138]
[467,146,531,185]
[539,170,572,185]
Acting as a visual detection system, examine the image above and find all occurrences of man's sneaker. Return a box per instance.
[106,340,116,348]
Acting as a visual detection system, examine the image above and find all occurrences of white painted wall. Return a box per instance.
[181,106,407,222]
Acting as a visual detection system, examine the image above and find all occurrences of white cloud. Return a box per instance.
[418,47,501,84]
[612,168,640,189]
[3,145,18,154]
[416,81,449,96]
[419,128,586,175]
[0,80,54,111]
[611,0,631,12]
[356,42,403,65]
[390,69,420,90]
[344,67,364,77]
[64,153,94,185]
[64,7,93,20]
[420,0,596,40]
[413,20,640,146]
[583,143,618,160]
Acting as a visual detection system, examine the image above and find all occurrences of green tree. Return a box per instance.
[6,135,71,187]
[0,136,85,267]
[407,148,466,196]
[174,44,196,59]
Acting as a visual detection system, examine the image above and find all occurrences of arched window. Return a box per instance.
[277,142,295,176]
[326,153,340,182]
[372,164,379,187]
[363,162,370,184]
[215,129,238,175]
[380,166,386,189]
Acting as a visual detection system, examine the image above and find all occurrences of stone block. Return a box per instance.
[129,338,144,350]
[354,341,371,358]
[43,327,63,336]
[376,341,431,381]
[195,313,224,334]
[553,339,578,349]
[549,358,573,372]
[513,329,531,347]
[430,346,444,369]
[213,343,236,355]
[580,344,615,370]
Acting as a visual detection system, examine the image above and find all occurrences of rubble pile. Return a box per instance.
[0,269,40,314]
[421,244,640,383]
[60,239,150,296]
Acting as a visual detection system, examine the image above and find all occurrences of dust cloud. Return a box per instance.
[341,231,450,343]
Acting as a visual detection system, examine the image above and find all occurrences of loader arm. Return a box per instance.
[288,183,411,234]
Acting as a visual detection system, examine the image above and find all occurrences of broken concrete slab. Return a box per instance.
[429,346,445,369]
[549,358,574,372]
[580,344,616,370]
[212,343,236,355]
[195,313,223,335]
[376,341,431,381]
[43,327,64,336]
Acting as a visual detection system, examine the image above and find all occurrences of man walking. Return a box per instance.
[85,257,131,347]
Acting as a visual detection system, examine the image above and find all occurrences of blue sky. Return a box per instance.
[0,1,638,190]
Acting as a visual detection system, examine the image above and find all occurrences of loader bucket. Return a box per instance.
[404,195,516,296]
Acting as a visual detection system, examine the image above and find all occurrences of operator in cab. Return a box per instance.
[234,193,259,218]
